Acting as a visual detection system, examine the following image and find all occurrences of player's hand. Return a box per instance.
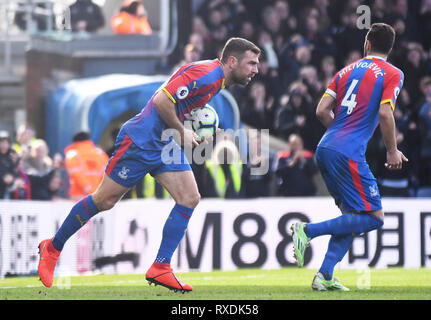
[198,128,221,145]
[199,136,211,145]
[385,149,408,170]
[181,128,200,148]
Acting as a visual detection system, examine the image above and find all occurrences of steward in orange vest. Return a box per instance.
[64,132,109,200]
[111,0,152,35]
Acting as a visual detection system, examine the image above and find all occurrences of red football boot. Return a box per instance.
[145,262,193,293]
[38,239,61,287]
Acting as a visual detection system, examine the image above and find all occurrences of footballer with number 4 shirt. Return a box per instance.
[290,23,408,291]
[37,38,260,293]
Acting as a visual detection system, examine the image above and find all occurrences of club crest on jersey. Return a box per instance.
[369,185,379,198]
[176,86,189,100]
[118,166,130,180]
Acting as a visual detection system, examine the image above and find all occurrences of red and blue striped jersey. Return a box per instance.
[317,56,404,161]
[161,59,226,121]
[122,59,225,150]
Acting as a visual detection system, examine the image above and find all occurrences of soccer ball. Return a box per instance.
[190,104,219,140]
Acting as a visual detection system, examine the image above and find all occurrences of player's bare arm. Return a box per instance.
[316,94,336,128]
[378,102,408,170]
[153,89,200,148]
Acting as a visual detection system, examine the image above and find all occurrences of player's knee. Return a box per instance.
[100,198,117,211]
[92,194,119,211]
[191,192,201,208]
[178,191,200,209]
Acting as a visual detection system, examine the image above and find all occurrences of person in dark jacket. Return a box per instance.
[274,133,318,196]
[69,0,105,32]
[0,131,31,200]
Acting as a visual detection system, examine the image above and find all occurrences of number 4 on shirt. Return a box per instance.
[342,79,359,115]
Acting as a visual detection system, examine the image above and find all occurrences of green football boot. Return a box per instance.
[290,222,311,267]
[311,272,350,291]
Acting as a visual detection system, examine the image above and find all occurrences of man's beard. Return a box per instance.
[231,70,251,86]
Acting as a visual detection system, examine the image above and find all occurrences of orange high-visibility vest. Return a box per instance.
[111,11,152,35]
[64,140,109,200]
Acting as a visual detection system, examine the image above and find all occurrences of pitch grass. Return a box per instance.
[0,267,430,300]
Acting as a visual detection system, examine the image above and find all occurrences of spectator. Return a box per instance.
[312,0,331,30]
[299,65,324,101]
[188,32,206,56]
[334,8,367,61]
[299,11,337,66]
[376,127,418,197]
[205,9,229,56]
[319,55,337,87]
[280,40,313,88]
[13,124,36,159]
[0,131,17,199]
[7,151,31,200]
[413,76,431,115]
[237,20,258,47]
[261,6,282,42]
[204,134,245,199]
[64,132,109,201]
[242,130,273,198]
[22,139,53,176]
[22,139,63,200]
[418,0,431,51]
[417,80,431,188]
[344,50,362,65]
[401,43,428,108]
[257,30,279,71]
[133,174,170,199]
[69,0,105,33]
[190,17,212,58]
[172,43,202,72]
[274,134,318,196]
[191,161,218,198]
[274,0,294,40]
[240,80,275,132]
[385,0,421,42]
[0,132,31,200]
[253,55,283,113]
[274,82,316,150]
[111,0,152,35]
[370,0,390,23]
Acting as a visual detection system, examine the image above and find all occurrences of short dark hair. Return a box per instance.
[220,37,261,64]
[365,23,396,55]
[73,131,91,142]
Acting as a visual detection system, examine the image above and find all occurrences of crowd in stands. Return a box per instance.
[0,126,63,200]
[185,0,431,198]
[4,0,431,200]
[0,127,109,201]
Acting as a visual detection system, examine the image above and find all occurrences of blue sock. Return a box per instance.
[155,203,194,264]
[52,195,99,251]
[319,235,353,280]
[305,212,383,239]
